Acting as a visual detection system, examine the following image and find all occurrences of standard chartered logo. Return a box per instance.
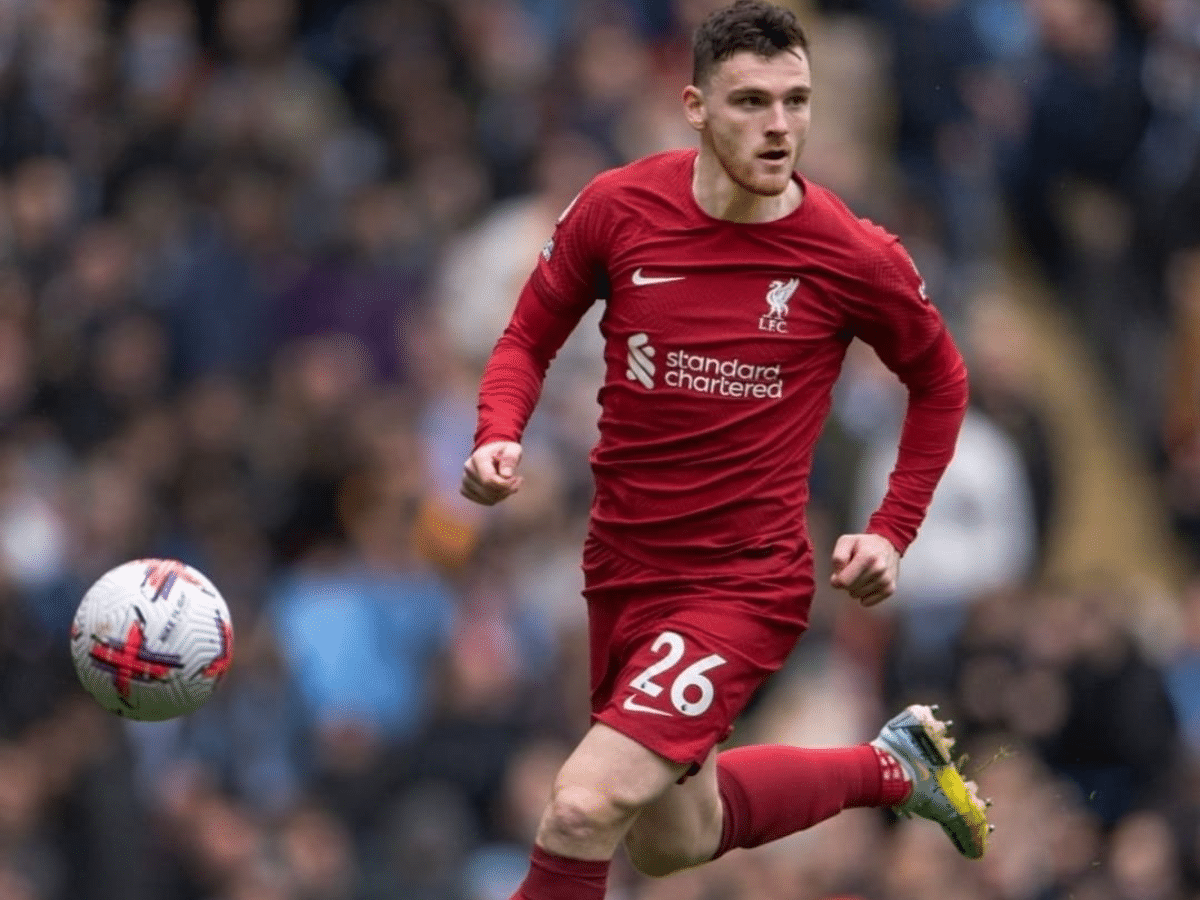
[626,332,656,388]
[624,333,783,399]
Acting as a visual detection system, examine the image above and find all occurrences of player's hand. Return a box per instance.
[830,533,900,607]
[461,441,525,506]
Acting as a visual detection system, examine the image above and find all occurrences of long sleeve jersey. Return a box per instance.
[475,149,968,572]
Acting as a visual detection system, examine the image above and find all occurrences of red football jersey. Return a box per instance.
[475,149,968,571]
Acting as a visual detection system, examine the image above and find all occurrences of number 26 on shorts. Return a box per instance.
[629,631,727,717]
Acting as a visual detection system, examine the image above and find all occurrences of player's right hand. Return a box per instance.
[461,441,524,506]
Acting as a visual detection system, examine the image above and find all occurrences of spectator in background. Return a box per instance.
[961,285,1059,571]
[6,157,79,290]
[108,0,206,192]
[162,160,291,383]
[266,414,455,784]
[1162,247,1200,553]
[1127,0,1200,276]
[1107,810,1186,900]
[190,0,354,193]
[1163,576,1200,753]
[273,179,428,382]
[1000,0,1160,434]
[867,0,1006,269]
[435,128,610,374]
[1003,0,1149,279]
[997,585,1182,824]
[1044,595,1180,824]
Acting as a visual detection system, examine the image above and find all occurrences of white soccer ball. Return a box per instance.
[70,559,234,721]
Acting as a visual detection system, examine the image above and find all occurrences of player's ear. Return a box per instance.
[682,85,707,131]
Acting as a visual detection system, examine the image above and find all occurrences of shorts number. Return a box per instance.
[629,631,727,717]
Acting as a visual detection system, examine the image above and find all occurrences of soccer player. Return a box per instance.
[460,1,990,896]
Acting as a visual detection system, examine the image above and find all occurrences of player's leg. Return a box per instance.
[622,706,994,877]
[623,748,722,876]
[585,555,883,877]
[535,720,689,858]
[509,721,688,900]
[569,545,988,887]
[622,736,905,877]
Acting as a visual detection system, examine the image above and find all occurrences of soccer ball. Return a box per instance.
[70,559,234,721]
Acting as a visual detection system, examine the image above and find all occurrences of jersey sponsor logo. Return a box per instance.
[664,349,782,399]
[622,694,673,716]
[632,267,686,286]
[626,332,656,388]
[624,333,783,399]
[759,278,799,333]
[541,236,554,261]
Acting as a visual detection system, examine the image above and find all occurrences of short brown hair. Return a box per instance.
[691,0,810,87]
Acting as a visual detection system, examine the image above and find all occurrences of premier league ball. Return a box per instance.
[70,559,234,721]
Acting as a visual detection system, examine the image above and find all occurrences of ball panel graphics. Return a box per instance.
[70,559,234,721]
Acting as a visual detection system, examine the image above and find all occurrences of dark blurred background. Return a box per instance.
[0,0,1198,896]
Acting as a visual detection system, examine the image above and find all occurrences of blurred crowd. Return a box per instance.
[0,0,1198,897]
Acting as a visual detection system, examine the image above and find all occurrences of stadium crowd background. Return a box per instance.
[0,0,1198,896]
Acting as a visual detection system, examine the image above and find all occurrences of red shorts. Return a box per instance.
[583,536,813,771]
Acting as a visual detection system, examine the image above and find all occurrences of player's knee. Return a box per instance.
[539,784,643,851]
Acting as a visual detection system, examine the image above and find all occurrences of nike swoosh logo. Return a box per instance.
[622,695,672,716]
[632,268,685,286]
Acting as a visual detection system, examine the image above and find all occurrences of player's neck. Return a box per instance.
[692,152,802,223]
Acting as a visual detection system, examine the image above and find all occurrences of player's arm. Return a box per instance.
[460,279,589,505]
[462,183,608,506]
[835,246,970,603]
[866,324,969,549]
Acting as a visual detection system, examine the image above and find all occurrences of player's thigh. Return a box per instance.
[553,721,692,815]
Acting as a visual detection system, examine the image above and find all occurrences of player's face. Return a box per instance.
[687,49,812,197]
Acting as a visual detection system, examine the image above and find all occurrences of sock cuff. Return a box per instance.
[873,745,913,806]
[529,844,611,879]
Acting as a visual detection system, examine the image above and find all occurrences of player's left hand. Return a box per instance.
[830,533,900,607]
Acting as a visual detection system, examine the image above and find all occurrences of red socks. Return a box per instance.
[510,845,609,900]
[714,743,911,857]
[509,744,911,896]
